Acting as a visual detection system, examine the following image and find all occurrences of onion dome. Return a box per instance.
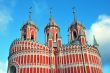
[21,7,38,30]
[44,17,59,30]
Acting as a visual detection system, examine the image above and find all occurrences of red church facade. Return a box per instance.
[8,9,102,73]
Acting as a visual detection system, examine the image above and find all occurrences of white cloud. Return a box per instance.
[0,61,8,73]
[87,15,110,65]
[91,15,110,44]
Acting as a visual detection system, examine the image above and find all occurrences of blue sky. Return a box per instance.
[0,0,110,73]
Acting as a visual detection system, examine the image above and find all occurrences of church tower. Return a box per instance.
[21,7,38,41]
[8,7,103,73]
[44,9,62,48]
[68,9,86,45]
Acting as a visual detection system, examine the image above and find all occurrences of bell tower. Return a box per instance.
[21,7,38,41]
[68,8,86,45]
[44,8,62,48]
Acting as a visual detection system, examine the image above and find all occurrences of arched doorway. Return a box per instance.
[10,66,16,73]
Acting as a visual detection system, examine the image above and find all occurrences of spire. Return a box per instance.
[93,35,99,47]
[72,7,77,23]
[28,7,32,21]
[49,8,54,24]
[49,7,52,18]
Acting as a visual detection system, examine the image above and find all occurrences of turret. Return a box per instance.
[44,9,62,48]
[21,7,38,41]
[68,8,86,45]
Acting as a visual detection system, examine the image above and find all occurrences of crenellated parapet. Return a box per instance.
[9,38,50,55]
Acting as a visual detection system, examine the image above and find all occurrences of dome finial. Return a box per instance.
[28,7,32,21]
[49,7,52,18]
[72,7,77,23]
[49,7,54,23]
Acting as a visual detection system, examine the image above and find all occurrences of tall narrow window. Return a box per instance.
[31,35,34,40]
[47,33,49,42]
[56,33,58,41]
[37,55,39,63]
[73,31,77,39]
[23,29,26,40]
[23,34,26,40]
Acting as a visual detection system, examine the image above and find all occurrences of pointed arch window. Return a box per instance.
[56,33,58,41]
[23,29,27,40]
[23,34,26,40]
[73,31,77,39]
[47,33,49,42]
[31,30,35,40]
[31,35,34,40]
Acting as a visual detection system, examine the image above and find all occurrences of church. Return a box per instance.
[7,8,103,73]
